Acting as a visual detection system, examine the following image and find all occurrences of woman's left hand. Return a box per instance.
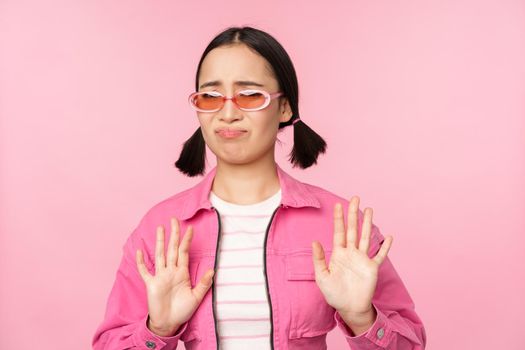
[311,195,393,322]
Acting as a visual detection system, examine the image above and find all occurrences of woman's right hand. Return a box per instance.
[136,217,215,337]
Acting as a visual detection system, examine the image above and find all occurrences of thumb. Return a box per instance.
[312,241,329,281]
[192,269,215,302]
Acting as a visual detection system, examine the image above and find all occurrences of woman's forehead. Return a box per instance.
[199,45,276,88]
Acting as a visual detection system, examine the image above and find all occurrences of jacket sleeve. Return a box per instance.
[92,215,190,350]
[333,222,427,349]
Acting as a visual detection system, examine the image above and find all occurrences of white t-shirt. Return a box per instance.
[209,188,282,350]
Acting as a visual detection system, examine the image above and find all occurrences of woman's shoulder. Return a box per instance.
[300,179,386,245]
[301,180,351,207]
[138,188,195,224]
[122,188,198,259]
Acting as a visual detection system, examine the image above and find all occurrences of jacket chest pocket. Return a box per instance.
[285,250,336,339]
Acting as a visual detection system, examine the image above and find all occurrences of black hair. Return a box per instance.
[175,26,327,177]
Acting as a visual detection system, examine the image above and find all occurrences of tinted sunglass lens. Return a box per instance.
[236,91,266,110]
[193,93,222,111]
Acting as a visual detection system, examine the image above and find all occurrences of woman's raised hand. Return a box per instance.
[311,196,393,324]
[136,217,215,337]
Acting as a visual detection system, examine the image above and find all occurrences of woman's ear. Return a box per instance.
[279,98,293,123]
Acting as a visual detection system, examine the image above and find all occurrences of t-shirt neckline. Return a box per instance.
[209,188,282,210]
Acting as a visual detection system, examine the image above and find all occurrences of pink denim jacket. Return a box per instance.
[92,164,426,349]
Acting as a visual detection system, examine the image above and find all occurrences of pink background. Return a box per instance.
[1,1,524,349]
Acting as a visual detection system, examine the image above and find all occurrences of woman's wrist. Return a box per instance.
[337,306,377,336]
[146,315,181,337]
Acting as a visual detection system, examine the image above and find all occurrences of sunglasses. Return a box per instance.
[188,89,283,112]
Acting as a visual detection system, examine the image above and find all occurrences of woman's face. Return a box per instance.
[196,44,293,166]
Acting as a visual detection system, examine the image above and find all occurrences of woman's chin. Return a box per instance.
[216,152,254,166]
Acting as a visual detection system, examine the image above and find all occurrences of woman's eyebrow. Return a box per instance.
[199,80,265,89]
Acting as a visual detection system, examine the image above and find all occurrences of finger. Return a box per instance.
[372,235,393,265]
[192,268,215,302]
[311,241,330,280]
[347,196,359,249]
[358,207,373,254]
[136,249,152,282]
[155,225,166,275]
[333,203,346,248]
[177,225,193,268]
[167,217,180,267]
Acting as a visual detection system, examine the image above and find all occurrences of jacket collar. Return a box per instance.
[179,163,321,220]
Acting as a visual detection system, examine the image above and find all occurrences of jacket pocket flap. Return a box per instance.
[285,251,331,281]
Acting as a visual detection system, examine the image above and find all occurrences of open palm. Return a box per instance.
[136,218,215,336]
[311,196,393,317]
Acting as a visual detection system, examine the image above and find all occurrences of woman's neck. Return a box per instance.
[211,160,281,205]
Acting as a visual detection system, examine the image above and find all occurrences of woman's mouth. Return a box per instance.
[216,129,247,139]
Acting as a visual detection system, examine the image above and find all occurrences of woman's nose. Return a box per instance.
[219,97,242,121]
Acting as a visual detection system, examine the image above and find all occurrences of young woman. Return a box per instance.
[92,26,426,350]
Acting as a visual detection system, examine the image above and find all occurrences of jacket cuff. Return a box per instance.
[334,303,392,349]
[133,314,189,349]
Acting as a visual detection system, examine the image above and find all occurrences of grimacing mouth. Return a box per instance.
[215,127,248,133]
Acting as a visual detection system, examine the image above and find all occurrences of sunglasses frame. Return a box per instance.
[188,89,283,113]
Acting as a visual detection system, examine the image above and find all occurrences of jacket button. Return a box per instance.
[145,340,156,348]
[376,327,385,339]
